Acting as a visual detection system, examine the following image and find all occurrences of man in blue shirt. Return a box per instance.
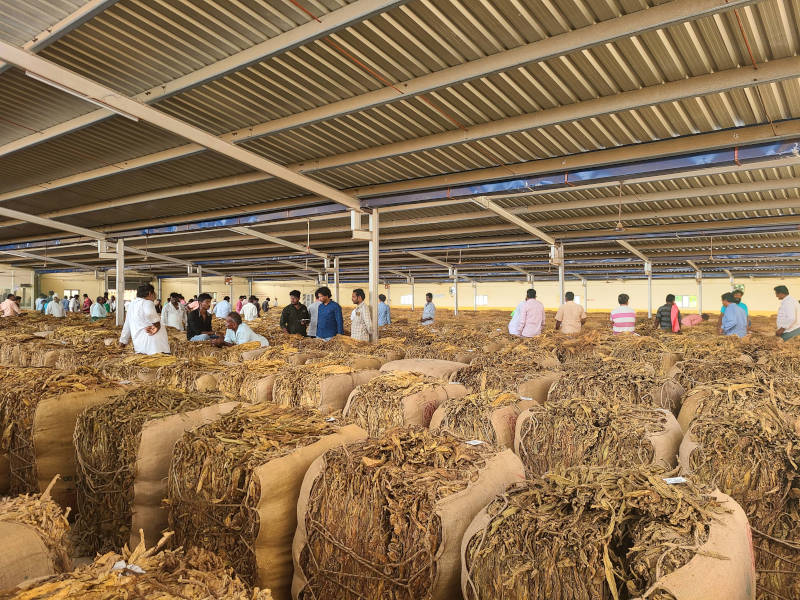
[378,293,391,326]
[314,286,343,341]
[720,292,747,338]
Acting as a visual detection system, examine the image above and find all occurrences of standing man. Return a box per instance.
[90,296,108,321]
[69,294,79,313]
[720,293,747,337]
[421,292,435,325]
[119,284,170,355]
[0,293,20,317]
[377,293,391,326]
[61,295,70,312]
[774,285,800,341]
[109,295,117,313]
[654,294,681,333]
[350,288,373,342]
[610,293,636,334]
[555,291,587,334]
[81,293,92,314]
[307,291,322,337]
[35,294,46,312]
[314,286,343,341]
[214,295,232,319]
[280,290,310,335]
[46,294,66,318]
[241,296,259,321]
[161,294,187,331]
[236,295,246,312]
[186,293,214,341]
[511,288,545,337]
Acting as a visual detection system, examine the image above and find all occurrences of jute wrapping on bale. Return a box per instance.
[342,371,468,437]
[676,378,772,433]
[0,531,272,599]
[515,398,683,477]
[73,386,239,554]
[292,427,524,600]
[429,391,522,449]
[272,363,381,415]
[216,359,287,403]
[680,401,799,599]
[379,358,468,380]
[0,367,115,500]
[549,356,685,415]
[0,477,71,592]
[448,343,561,395]
[669,355,761,390]
[461,466,754,600]
[168,404,366,600]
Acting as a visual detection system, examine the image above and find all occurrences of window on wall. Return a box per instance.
[675,295,698,309]
[475,295,488,306]
[400,294,413,305]
[63,289,79,299]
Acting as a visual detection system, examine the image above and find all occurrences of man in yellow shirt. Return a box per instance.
[555,291,587,334]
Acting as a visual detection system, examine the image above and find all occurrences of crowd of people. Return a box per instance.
[507,286,800,341]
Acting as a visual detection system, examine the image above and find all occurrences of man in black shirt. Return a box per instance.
[280,290,311,335]
[654,293,681,333]
[187,293,214,341]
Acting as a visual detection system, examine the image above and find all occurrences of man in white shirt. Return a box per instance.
[119,284,171,355]
[214,295,232,318]
[241,296,259,321]
[350,288,373,342]
[774,285,800,341]
[212,312,269,348]
[90,296,108,321]
[421,293,435,325]
[161,294,187,331]
[45,294,66,318]
[307,292,321,337]
[69,295,79,312]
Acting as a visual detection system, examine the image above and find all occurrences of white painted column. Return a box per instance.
[697,271,703,314]
[453,268,459,316]
[248,277,252,297]
[368,209,380,341]
[558,263,565,304]
[156,277,162,300]
[334,256,340,303]
[647,274,653,318]
[197,266,202,295]
[583,279,588,312]
[410,276,415,311]
[115,239,125,326]
[473,281,477,311]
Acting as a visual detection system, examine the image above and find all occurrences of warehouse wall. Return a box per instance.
[115,274,799,316]
[0,266,34,308]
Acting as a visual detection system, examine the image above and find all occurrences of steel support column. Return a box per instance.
[410,277,415,311]
[156,277,162,301]
[647,273,653,318]
[334,257,340,303]
[248,278,252,297]
[558,264,565,305]
[473,281,477,312]
[453,268,459,316]
[197,266,203,295]
[583,279,588,312]
[103,270,109,295]
[368,210,380,342]
[115,239,125,326]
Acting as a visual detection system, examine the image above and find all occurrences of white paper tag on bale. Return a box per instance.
[663,476,687,485]
[520,396,533,401]
[325,417,337,422]
[450,381,461,385]
[112,560,145,575]
[118,380,132,385]
[465,439,485,446]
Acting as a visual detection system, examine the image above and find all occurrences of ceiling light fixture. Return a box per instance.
[25,71,139,122]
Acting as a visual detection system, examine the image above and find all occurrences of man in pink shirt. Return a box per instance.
[510,288,545,337]
[0,293,20,317]
[681,313,709,328]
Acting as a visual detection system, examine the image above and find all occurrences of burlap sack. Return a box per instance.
[241,346,270,362]
[274,370,381,415]
[349,356,383,371]
[0,521,54,591]
[651,378,685,416]
[287,352,325,366]
[32,387,120,510]
[130,401,239,548]
[661,351,683,376]
[292,448,524,600]
[251,424,366,600]
[517,372,562,408]
[380,358,468,380]
[631,491,755,600]
[677,387,710,433]
[194,373,219,392]
[431,403,521,449]
[453,351,476,364]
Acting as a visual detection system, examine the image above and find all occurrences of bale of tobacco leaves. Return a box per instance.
[100,354,227,390]
[0,367,118,505]
[515,397,683,478]
[680,400,800,599]
[548,355,685,415]
[216,358,288,403]
[73,386,240,554]
[292,427,525,600]
[379,358,469,380]
[447,344,561,396]
[669,355,761,390]
[676,377,774,432]
[342,371,468,438]
[168,404,365,600]
[0,477,71,591]
[462,466,754,600]
[0,531,272,599]
[272,362,381,415]
[429,391,523,449]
